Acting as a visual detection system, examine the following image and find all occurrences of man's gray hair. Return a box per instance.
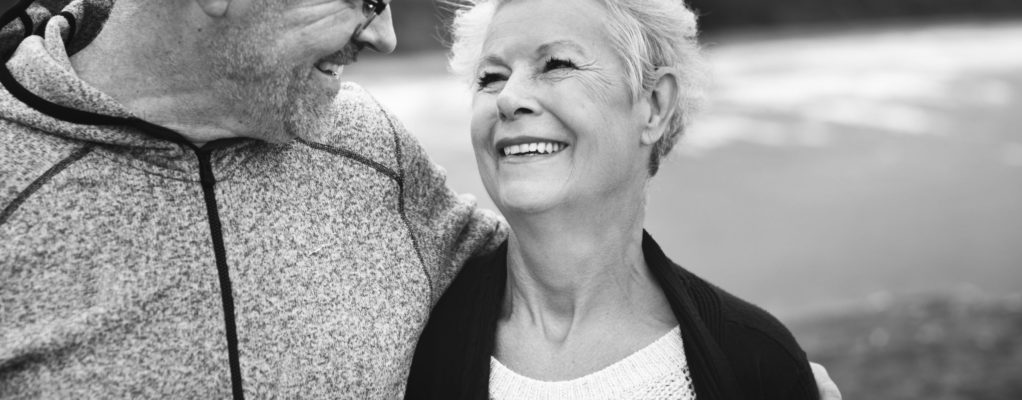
[447,0,709,175]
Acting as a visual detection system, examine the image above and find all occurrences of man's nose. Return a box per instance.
[355,8,397,54]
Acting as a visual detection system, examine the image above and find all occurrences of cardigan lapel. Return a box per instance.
[451,233,745,400]
[468,243,508,400]
[643,230,743,400]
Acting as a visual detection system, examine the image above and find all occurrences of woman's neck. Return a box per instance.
[501,203,671,344]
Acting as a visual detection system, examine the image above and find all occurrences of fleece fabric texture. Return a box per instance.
[0,0,110,59]
[0,4,505,399]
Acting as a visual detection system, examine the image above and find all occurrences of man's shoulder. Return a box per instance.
[298,82,412,176]
[0,119,89,209]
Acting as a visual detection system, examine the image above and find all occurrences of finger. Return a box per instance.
[810,362,842,400]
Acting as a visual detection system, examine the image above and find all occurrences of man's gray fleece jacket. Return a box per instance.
[0,3,505,398]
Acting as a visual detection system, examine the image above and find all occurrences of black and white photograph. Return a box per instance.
[2,0,1019,398]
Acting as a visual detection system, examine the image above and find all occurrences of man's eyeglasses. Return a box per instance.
[353,0,388,38]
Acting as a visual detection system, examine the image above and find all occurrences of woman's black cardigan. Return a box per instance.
[405,231,819,400]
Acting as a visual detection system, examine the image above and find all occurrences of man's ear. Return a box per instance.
[195,0,231,18]
[640,68,681,146]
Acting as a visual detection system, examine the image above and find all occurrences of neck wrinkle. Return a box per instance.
[502,204,651,342]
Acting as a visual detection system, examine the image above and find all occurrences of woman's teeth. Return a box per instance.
[501,142,567,157]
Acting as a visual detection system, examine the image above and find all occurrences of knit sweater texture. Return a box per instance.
[488,326,696,400]
[0,3,505,398]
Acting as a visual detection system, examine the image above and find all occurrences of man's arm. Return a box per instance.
[385,110,508,304]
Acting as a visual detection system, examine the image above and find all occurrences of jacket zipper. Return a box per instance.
[197,148,245,400]
[2,30,247,396]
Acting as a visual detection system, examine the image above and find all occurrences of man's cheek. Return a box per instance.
[291,14,354,51]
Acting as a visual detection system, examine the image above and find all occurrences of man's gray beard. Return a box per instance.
[277,68,336,143]
[202,14,338,143]
[203,55,337,144]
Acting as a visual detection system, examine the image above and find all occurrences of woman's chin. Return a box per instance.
[494,189,564,218]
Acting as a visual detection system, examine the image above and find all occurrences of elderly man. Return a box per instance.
[1,0,841,399]
[2,0,504,398]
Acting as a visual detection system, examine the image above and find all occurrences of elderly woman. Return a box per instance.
[405,0,820,399]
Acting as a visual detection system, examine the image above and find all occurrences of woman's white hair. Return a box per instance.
[446,0,709,175]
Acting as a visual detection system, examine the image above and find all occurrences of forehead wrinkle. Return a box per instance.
[536,40,590,58]
[479,53,506,68]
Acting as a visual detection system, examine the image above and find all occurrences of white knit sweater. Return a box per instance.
[489,326,696,400]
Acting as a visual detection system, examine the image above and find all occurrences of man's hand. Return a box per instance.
[811,362,842,400]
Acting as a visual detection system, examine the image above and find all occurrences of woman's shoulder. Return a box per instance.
[706,279,807,361]
[405,242,507,399]
[643,231,817,398]
[674,267,819,399]
[443,240,508,298]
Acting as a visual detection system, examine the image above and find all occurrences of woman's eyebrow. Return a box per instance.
[536,40,589,56]
[479,53,505,68]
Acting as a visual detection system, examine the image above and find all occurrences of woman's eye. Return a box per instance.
[477,72,506,89]
[543,57,578,72]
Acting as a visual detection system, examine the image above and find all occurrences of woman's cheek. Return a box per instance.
[470,103,495,154]
[572,71,621,105]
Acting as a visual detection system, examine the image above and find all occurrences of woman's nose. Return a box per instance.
[496,76,540,121]
[354,8,397,54]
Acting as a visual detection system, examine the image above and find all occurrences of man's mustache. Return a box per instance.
[329,43,363,66]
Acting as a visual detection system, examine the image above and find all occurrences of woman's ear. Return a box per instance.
[195,0,231,18]
[640,67,681,146]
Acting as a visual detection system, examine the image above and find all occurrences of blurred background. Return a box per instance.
[342,1,1022,399]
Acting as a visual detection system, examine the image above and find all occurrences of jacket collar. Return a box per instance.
[0,9,271,180]
[642,230,743,400]
[1,12,189,151]
[407,233,747,400]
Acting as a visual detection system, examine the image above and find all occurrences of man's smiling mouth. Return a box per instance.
[315,61,342,77]
[315,44,360,78]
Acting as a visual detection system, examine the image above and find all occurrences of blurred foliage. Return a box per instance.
[793,294,1022,399]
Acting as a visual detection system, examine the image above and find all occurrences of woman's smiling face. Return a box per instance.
[471,0,653,216]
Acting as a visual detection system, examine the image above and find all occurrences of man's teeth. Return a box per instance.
[501,142,567,157]
[315,61,340,77]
